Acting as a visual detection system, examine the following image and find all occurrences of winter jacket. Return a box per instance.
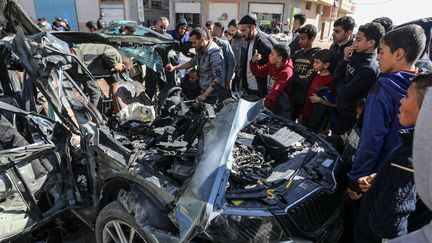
[230,33,244,71]
[72,43,122,76]
[215,38,235,84]
[291,47,321,105]
[250,59,294,112]
[329,38,353,74]
[190,41,225,96]
[389,89,432,243]
[355,128,416,243]
[240,31,277,98]
[349,71,415,191]
[301,74,335,119]
[333,52,379,119]
[289,31,301,54]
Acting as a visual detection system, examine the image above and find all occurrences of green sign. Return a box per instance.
[260,20,271,25]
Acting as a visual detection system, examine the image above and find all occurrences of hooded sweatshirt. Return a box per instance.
[389,89,432,243]
[167,18,189,43]
[333,52,379,119]
[348,71,414,190]
[250,58,294,112]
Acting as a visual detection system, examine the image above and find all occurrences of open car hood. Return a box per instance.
[175,99,263,242]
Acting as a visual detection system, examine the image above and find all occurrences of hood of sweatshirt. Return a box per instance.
[378,71,415,104]
[413,89,432,211]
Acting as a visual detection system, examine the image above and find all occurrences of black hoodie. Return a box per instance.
[333,52,379,118]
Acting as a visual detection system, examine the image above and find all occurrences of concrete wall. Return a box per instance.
[75,0,100,31]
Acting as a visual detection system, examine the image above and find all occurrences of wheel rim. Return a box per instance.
[102,219,147,243]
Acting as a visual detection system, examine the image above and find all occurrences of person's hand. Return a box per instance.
[251,50,262,63]
[196,93,207,102]
[114,63,125,72]
[309,93,322,104]
[343,44,356,61]
[165,63,176,72]
[358,173,377,193]
[347,187,362,200]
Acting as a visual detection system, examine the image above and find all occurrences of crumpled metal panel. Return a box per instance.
[175,99,263,242]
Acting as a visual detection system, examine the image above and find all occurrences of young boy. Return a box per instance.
[250,44,294,118]
[300,49,335,130]
[291,24,321,121]
[347,25,426,199]
[354,73,432,243]
[332,22,384,136]
[180,68,201,100]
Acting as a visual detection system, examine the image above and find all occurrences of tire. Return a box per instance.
[95,200,154,243]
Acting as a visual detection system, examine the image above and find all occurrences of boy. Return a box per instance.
[354,73,432,242]
[301,49,335,130]
[332,22,384,136]
[347,25,426,199]
[329,16,355,73]
[291,24,321,121]
[250,44,293,118]
[180,69,201,100]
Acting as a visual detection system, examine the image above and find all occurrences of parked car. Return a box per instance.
[0,1,347,242]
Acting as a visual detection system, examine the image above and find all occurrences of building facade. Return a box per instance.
[17,0,354,39]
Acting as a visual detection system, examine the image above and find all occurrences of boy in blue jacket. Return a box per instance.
[347,24,427,200]
[354,73,432,243]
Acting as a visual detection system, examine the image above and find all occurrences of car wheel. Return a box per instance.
[95,201,153,243]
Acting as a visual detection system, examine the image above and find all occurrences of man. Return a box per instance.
[37,17,52,31]
[238,14,276,98]
[122,25,136,35]
[205,20,214,33]
[213,22,227,41]
[165,28,225,103]
[70,44,126,107]
[85,21,97,33]
[52,17,70,31]
[289,13,306,54]
[97,13,108,29]
[329,16,355,73]
[168,18,189,43]
[228,19,245,92]
[155,17,172,39]
[210,27,235,92]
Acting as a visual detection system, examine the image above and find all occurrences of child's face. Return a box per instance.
[268,48,281,65]
[399,83,420,126]
[313,58,329,72]
[188,72,198,83]
[354,31,372,53]
[377,42,397,73]
[299,33,314,49]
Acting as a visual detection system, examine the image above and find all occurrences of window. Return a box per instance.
[151,1,162,9]
[144,0,149,8]
[305,2,312,10]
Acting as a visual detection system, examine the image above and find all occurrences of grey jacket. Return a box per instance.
[190,41,225,95]
[389,89,432,243]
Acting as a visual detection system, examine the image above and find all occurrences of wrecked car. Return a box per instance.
[0,1,346,242]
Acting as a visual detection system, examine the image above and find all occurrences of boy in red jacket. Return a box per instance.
[250,44,294,118]
[301,49,336,130]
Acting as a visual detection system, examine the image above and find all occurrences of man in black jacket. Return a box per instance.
[332,22,384,135]
[238,14,277,98]
[329,16,355,74]
[289,13,306,54]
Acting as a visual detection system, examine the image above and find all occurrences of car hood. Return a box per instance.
[175,99,263,242]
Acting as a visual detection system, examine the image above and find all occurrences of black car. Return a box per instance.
[0,1,346,242]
